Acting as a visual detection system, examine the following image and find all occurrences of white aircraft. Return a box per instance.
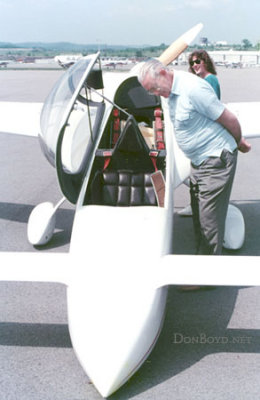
[1,24,260,398]
[54,54,83,69]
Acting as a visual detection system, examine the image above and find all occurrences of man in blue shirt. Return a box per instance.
[179,50,221,217]
[138,59,251,255]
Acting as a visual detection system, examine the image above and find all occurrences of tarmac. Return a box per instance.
[0,66,259,399]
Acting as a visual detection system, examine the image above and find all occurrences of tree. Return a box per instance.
[242,39,252,50]
[135,50,143,58]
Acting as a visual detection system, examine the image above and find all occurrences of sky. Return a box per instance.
[0,0,260,46]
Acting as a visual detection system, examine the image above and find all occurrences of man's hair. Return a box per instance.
[188,49,217,75]
[137,58,167,84]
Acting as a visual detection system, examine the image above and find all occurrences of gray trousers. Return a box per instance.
[190,149,238,255]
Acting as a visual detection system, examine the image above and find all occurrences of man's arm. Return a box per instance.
[216,108,251,153]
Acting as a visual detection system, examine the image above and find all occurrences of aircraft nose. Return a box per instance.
[66,264,167,397]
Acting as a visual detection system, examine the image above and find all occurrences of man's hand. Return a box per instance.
[238,137,251,153]
[216,109,251,153]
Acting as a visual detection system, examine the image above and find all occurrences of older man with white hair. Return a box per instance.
[138,58,251,255]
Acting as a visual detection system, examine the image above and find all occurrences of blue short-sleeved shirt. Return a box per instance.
[168,70,237,166]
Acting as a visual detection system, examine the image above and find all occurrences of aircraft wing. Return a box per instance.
[0,101,42,136]
[1,250,260,289]
[155,254,260,289]
[226,101,260,138]
[0,252,70,284]
[1,100,260,189]
[1,99,259,139]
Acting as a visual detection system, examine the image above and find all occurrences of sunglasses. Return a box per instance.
[190,59,201,67]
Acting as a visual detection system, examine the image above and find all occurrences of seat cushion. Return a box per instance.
[91,170,157,206]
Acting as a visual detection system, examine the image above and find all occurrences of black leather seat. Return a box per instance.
[91,170,157,206]
[86,115,160,207]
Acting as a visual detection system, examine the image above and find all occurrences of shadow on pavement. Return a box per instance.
[111,285,260,399]
[173,200,260,256]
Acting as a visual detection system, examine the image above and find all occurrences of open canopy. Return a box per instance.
[39,53,101,167]
[39,53,106,203]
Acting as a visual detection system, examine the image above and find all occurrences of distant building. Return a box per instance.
[215,41,228,46]
[185,50,260,67]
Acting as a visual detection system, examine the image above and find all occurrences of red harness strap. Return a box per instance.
[112,108,120,148]
[154,108,165,150]
[149,107,165,171]
[102,150,113,170]
[149,150,159,172]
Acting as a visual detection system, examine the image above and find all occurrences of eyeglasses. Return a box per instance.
[190,59,201,67]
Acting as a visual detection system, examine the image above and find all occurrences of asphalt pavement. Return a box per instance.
[0,67,259,400]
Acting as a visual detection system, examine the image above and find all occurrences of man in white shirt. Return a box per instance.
[138,59,251,255]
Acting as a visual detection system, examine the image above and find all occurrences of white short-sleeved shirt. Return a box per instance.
[168,70,237,166]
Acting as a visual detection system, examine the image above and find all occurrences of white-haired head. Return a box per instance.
[137,58,167,85]
[137,58,173,98]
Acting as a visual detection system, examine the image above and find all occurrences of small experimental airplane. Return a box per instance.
[54,54,83,69]
[1,23,260,398]
[0,61,8,68]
